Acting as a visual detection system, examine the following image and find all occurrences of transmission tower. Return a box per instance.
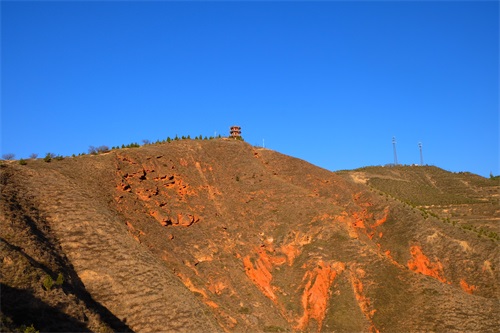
[392,137,398,166]
[418,142,424,166]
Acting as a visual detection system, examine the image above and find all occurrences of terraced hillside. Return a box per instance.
[340,166,500,239]
[1,139,499,332]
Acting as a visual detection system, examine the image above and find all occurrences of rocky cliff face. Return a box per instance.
[1,139,498,332]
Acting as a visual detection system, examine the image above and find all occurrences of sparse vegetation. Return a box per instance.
[22,324,39,333]
[89,146,98,154]
[2,136,497,332]
[2,153,15,160]
[19,159,27,165]
[42,273,64,291]
[89,145,110,155]
[44,153,55,163]
[98,145,109,153]
[56,272,64,286]
[42,275,54,291]
[5,133,235,162]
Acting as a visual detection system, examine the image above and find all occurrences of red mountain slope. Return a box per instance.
[1,139,498,332]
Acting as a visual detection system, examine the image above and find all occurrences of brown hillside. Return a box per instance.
[340,166,499,237]
[1,139,499,332]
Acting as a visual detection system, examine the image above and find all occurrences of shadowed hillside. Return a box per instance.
[1,139,499,332]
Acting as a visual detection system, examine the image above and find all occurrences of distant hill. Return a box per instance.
[338,165,499,239]
[1,139,498,332]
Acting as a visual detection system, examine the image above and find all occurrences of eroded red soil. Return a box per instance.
[296,261,345,332]
[407,245,447,283]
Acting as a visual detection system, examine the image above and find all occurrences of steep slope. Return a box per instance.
[0,167,128,333]
[1,139,498,332]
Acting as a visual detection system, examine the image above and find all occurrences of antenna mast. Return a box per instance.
[418,142,423,166]
[392,137,398,166]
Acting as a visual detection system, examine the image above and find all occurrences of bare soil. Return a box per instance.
[1,140,498,332]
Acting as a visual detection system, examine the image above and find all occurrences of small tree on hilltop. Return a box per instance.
[97,145,109,153]
[29,153,38,159]
[44,153,55,163]
[88,146,98,155]
[2,153,15,160]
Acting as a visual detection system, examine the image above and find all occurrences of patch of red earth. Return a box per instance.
[371,208,389,228]
[279,243,301,266]
[407,246,447,283]
[135,187,159,201]
[353,207,389,233]
[116,182,131,192]
[208,281,228,296]
[140,162,156,174]
[296,261,345,332]
[353,192,373,207]
[125,221,145,243]
[175,273,218,308]
[216,310,238,332]
[383,249,400,266]
[336,209,377,239]
[278,232,311,266]
[175,179,197,199]
[311,213,333,222]
[384,249,395,261]
[242,243,303,304]
[352,211,368,229]
[460,279,477,294]
[116,154,138,164]
[150,210,169,226]
[349,267,379,333]
[176,272,240,332]
[150,210,200,227]
[242,248,279,302]
[335,212,360,239]
[176,213,200,227]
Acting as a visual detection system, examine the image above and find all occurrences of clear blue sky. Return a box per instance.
[2,1,498,177]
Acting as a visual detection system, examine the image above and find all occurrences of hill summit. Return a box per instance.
[1,139,499,332]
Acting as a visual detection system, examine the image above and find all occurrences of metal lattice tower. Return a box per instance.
[392,137,398,166]
[419,142,424,166]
